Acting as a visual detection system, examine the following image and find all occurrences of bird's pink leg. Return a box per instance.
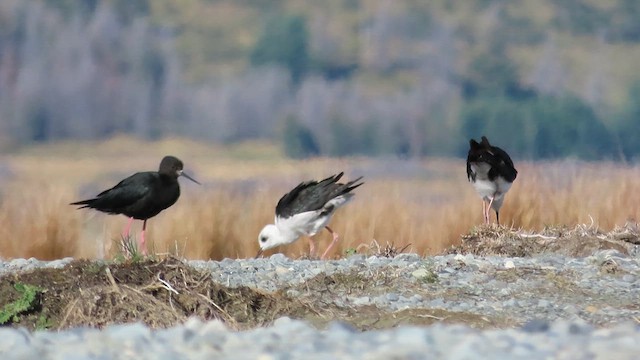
[482,200,489,224]
[139,220,148,256]
[321,226,340,260]
[486,197,495,224]
[308,237,316,258]
[122,217,134,238]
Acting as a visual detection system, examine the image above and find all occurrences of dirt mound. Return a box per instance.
[448,223,640,257]
[0,257,306,331]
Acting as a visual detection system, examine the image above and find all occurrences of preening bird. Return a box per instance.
[467,136,517,225]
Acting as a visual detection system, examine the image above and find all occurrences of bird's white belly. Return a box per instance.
[472,178,512,200]
[305,214,332,236]
[277,211,332,241]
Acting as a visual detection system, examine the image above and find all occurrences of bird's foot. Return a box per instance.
[320,229,340,260]
[139,232,148,257]
[308,238,317,258]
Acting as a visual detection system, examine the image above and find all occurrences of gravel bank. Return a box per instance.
[1,317,639,359]
[1,250,639,359]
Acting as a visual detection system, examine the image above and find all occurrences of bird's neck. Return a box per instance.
[275,226,300,246]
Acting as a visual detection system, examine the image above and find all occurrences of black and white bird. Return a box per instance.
[256,172,364,260]
[467,136,517,225]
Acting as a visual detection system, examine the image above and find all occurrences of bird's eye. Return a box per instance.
[260,236,267,243]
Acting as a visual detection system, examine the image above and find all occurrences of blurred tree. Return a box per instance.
[45,0,99,18]
[461,43,526,99]
[110,0,150,24]
[328,113,356,156]
[607,0,640,42]
[531,95,613,159]
[282,114,320,159]
[551,0,609,35]
[461,94,614,159]
[614,81,640,161]
[250,14,309,84]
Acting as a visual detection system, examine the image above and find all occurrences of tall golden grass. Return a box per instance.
[1,136,640,260]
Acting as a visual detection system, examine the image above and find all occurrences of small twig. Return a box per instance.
[398,243,412,253]
[57,298,80,330]
[197,293,225,314]
[104,267,122,294]
[518,233,557,240]
[415,314,446,321]
[168,293,175,311]
[121,284,148,296]
[157,273,179,295]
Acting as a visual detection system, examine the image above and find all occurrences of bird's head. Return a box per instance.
[468,137,495,164]
[257,224,283,251]
[159,156,200,184]
[256,224,298,258]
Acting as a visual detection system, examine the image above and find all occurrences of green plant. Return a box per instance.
[35,314,53,330]
[282,115,320,159]
[344,248,357,256]
[0,283,41,324]
[114,235,145,263]
[416,263,439,284]
[250,14,309,83]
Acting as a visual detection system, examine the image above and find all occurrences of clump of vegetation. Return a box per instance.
[0,283,42,325]
[0,258,311,331]
[114,235,147,263]
[346,239,412,258]
[449,223,640,258]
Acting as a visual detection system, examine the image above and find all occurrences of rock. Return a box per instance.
[386,293,399,301]
[352,296,371,306]
[622,274,636,283]
[411,268,429,279]
[521,319,550,333]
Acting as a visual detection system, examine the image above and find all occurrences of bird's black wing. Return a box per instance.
[489,145,518,182]
[466,139,482,182]
[275,173,363,218]
[467,137,517,183]
[71,172,155,214]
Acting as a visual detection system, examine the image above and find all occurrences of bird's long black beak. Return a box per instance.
[180,171,201,185]
[255,249,264,259]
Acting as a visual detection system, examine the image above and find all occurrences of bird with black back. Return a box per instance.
[71,156,200,255]
[467,136,517,225]
[256,172,363,260]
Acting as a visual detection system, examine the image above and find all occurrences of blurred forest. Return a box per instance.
[1,0,640,160]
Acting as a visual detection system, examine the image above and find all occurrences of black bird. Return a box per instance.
[256,172,364,260]
[467,136,517,225]
[71,156,200,255]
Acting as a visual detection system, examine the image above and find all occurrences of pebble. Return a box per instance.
[411,268,430,279]
[352,296,371,306]
[622,274,636,283]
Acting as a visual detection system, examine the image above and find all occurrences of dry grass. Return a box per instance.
[448,222,640,257]
[1,136,640,260]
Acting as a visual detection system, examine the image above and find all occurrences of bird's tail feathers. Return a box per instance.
[69,199,94,208]
[344,176,364,193]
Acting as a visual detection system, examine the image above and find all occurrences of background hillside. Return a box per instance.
[1,0,640,160]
